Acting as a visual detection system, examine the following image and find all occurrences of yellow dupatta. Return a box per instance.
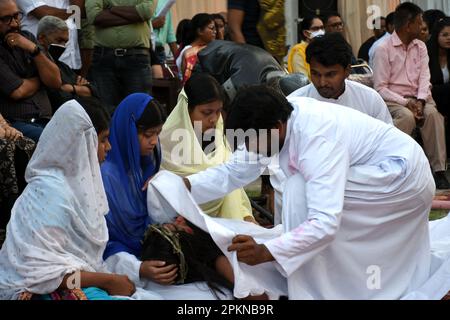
[159,90,253,220]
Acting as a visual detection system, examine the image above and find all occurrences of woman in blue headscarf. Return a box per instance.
[101,93,229,300]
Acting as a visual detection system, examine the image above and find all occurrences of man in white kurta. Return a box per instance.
[289,32,392,125]
[186,87,440,299]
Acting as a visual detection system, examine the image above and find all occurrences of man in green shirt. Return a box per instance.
[152,0,177,63]
[86,0,154,113]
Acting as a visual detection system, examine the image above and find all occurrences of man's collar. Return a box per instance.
[391,31,420,48]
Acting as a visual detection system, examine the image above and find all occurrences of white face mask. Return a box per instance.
[309,29,325,39]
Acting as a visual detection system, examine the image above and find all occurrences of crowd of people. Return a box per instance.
[1,0,450,301]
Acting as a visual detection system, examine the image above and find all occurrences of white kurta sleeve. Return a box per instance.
[264,133,350,277]
[104,252,145,287]
[187,146,267,204]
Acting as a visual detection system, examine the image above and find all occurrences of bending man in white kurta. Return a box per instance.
[183,85,444,299]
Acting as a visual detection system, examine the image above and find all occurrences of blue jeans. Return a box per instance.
[90,49,153,115]
[11,120,47,143]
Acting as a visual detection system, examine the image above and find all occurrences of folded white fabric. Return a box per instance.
[147,170,288,299]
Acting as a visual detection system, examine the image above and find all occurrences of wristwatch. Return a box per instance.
[30,45,41,58]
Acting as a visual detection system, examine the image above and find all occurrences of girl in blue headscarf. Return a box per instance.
[101,93,229,300]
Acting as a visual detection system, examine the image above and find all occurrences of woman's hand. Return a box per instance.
[103,274,136,297]
[139,260,178,285]
[0,125,23,141]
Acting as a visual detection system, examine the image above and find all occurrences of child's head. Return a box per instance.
[185,73,225,133]
[135,99,167,157]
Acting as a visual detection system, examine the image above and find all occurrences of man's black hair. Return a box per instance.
[323,11,341,25]
[226,85,293,132]
[305,32,352,68]
[394,2,423,31]
[386,12,396,28]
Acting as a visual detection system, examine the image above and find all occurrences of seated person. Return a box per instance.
[290,33,393,125]
[369,12,396,67]
[0,98,145,300]
[287,16,324,78]
[373,2,449,189]
[141,218,233,299]
[0,0,62,142]
[0,112,35,230]
[101,93,232,300]
[36,16,99,112]
[323,11,366,75]
[159,73,255,222]
[181,14,216,84]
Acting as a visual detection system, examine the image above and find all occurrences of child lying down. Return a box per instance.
[141,217,268,300]
[147,171,288,300]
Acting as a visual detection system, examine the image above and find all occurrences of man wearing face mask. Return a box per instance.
[287,16,325,79]
[0,0,61,143]
[36,16,99,112]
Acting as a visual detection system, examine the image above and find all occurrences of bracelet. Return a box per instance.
[30,45,41,58]
[72,84,77,96]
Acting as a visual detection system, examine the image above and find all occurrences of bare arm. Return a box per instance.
[93,9,135,28]
[109,6,145,23]
[59,271,136,296]
[10,78,40,100]
[228,9,246,44]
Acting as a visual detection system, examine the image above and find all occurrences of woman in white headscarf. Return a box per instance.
[0,98,157,300]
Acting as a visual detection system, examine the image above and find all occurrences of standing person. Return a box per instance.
[152,0,177,63]
[0,0,62,142]
[373,2,449,189]
[427,17,450,119]
[86,0,154,114]
[0,98,159,300]
[184,86,450,299]
[227,0,264,49]
[287,16,324,78]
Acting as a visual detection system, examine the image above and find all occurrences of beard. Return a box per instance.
[0,27,20,41]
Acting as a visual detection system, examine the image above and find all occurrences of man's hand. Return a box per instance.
[5,33,37,53]
[103,274,136,296]
[139,261,178,285]
[227,235,274,266]
[0,125,23,141]
[406,99,424,122]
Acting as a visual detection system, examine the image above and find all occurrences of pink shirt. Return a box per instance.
[373,31,432,106]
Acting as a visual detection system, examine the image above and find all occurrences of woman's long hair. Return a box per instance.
[427,17,450,85]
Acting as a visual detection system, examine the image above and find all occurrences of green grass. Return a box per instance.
[430,210,448,221]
